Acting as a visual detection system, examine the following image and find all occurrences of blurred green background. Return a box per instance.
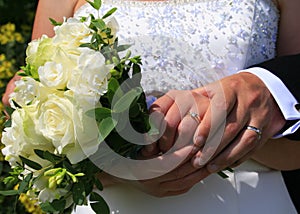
[0,0,40,213]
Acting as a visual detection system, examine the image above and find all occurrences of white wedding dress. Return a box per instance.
[74,0,297,213]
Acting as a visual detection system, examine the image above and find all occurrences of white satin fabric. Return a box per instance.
[73,0,297,213]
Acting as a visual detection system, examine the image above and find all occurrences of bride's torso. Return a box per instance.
[75,0,279,93]
[73,1,297,213]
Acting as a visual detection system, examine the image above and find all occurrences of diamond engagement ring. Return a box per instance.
[188,112,201,124]
[246,125,262,140]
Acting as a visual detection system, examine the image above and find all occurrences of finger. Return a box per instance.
[158,91,195,152]
[144,93,175,154]
[161,167,211,195]
[192,84,230,167]
[138,144,195,180]
[193,98,248,167]
[206,124,262,173]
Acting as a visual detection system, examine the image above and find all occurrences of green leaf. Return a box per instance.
[49,18,62,26]
[98,117,117,142]
[18,173,33,193]
[108,77,120,93]
[87,0,102,10]
[72,182,87,206]
[85,107,112,121]
[112,87,143,113]
[19,156,42,170]
[102,7,117,19]
[62,160,77,174]
[116,44,131,52]
[90,192,110,214]
[91,19,106,30]
[94,178,103,191]
[40,199,67,212]
[34,150,62,163]
[4,105,14,116]
[0,190,19,196]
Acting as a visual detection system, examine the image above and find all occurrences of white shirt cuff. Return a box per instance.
[239,67,300,138]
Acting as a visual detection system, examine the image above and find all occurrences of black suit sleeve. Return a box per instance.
[252,55,300,213]
[251,53,300,140]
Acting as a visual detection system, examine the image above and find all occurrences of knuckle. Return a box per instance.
[226,122,240,134]
[242,133,258,148]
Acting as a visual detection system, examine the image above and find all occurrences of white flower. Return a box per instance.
[38,187,68,203]
[9,77,39,108]
[68,48,112,106]
[36,93,100,164]
[38,61,70,89]
[53,17,91,49]
[103,16,119,43]
[1,106,52,167]
[26,36,58,69]
[37,94,75,154]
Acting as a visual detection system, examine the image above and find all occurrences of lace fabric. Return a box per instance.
[75,0,279,94]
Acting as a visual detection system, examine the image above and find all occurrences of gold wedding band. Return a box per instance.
[188,112,201,124]
[246,125,262,140]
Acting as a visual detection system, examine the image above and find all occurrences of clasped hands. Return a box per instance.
[133,72,286,197]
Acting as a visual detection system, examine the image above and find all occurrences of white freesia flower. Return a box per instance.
[102,16,119,43]
[68,48,112,106]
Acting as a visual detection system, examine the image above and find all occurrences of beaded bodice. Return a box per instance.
[75,0,279,93]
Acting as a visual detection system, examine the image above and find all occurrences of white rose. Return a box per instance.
[38,61,70,90]
[26,36,58,69]
[1,106,53,167]
[26,35,48,59]
[53,17,91,49]
[38,94,75,154]
[37,93,99,164]
[67,48,112,106]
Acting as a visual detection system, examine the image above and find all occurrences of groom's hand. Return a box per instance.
[191,72,286,172]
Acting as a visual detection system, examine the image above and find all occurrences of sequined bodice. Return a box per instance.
[75,0,279,93]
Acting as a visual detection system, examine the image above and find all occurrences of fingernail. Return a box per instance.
[207,164,219,173]
[194,136,205,147]
[192,157,205,168]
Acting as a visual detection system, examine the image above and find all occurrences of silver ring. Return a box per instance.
[246,125,262,140]
[188,112,201,124]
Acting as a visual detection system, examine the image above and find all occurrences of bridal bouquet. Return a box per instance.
[0,0,151,213]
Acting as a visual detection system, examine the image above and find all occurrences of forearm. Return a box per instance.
[251,137,300,170]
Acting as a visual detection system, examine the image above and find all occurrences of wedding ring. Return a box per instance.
[187,111,201,124]
[246,125,262,140]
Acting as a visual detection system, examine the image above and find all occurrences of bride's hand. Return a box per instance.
[141,89,210,157]
[135,145,211,197]
[191,72,286,172]
[2,73,21,106]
